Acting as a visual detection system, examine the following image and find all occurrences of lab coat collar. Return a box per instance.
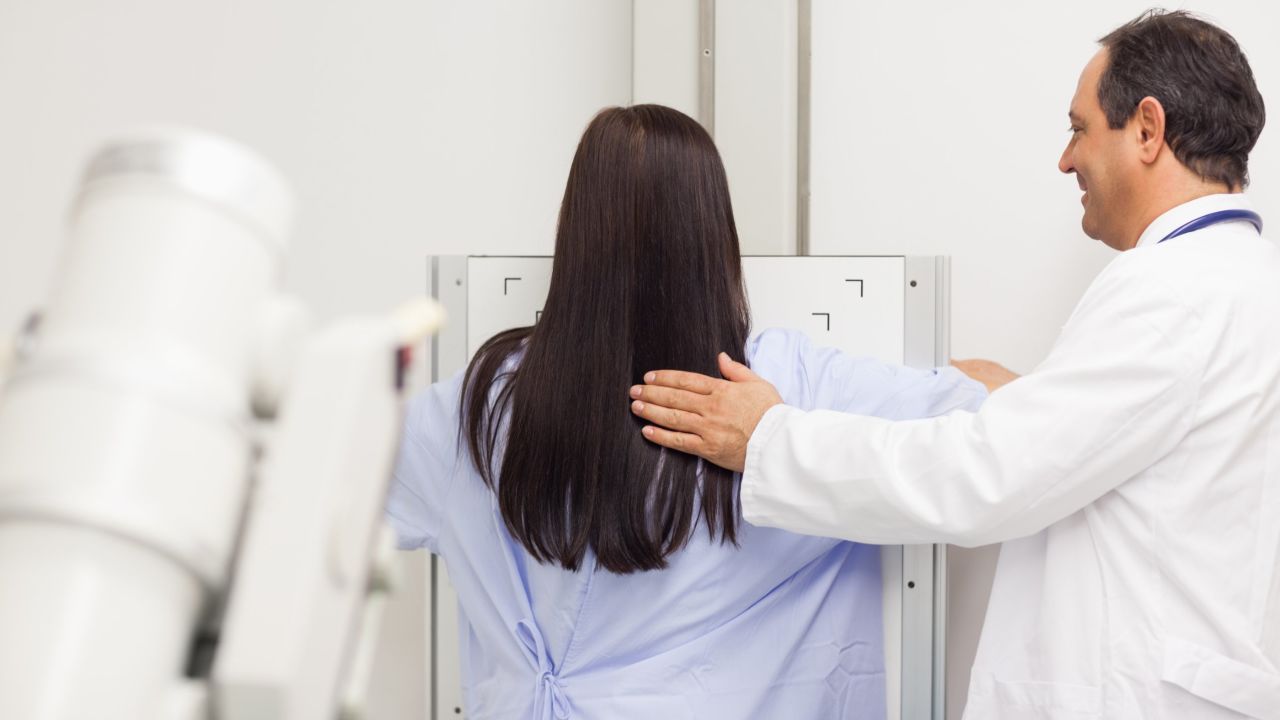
[1135,193,1256,248]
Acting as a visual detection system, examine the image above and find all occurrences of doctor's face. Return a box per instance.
[1058,50,1139,250]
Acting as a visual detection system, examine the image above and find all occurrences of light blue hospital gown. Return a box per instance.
[386,328,985,719]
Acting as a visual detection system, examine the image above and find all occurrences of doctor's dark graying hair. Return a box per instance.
[1097,9,1265,189]
[461,105,751,574]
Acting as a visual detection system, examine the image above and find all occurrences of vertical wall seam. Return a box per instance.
[629,0,637,105]
[797,0,812,256]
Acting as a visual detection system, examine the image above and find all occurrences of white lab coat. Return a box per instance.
[741,194,1280,719]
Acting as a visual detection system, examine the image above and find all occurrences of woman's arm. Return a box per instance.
[384,372,466,553]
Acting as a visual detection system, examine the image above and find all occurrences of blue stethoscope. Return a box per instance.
[1158,209,1264,243]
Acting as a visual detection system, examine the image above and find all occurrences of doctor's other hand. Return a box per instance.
[951,358,1020,393]
[629,352,782,473]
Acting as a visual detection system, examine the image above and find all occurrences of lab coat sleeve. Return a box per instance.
[740,255,1210,547]
[384,371,466,553]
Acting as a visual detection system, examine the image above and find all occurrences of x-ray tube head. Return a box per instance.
[0,129,293,720]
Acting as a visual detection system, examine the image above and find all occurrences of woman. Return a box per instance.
[387,104,984,719]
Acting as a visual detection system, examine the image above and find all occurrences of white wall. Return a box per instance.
[0,0,632,330]
[0,2,632,718]
[715,0,799,255]
[633,0,700,120]
[632,1,1280,372]
[810,0,1279,372]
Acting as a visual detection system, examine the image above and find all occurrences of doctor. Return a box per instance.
[628,10,1280,719]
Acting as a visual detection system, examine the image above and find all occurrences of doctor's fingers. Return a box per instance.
[642,369,719,395]
[640,424,711,460]
[629,383,712,414]
[630,399,707,435]
[641,423,744,472]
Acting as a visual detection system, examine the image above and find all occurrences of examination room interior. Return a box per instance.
[0,2,1277,719]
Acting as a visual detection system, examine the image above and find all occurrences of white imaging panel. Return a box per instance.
[426,255,948,720]
[742,256,905,364]
[465,257,554,358]
[464,256,907,363]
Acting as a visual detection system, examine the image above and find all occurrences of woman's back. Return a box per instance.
[387,328,985,719]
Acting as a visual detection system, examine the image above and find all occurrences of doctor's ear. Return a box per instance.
[1133,96,1166,164]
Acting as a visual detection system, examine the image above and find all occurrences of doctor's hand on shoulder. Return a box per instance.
[629,352,781,473]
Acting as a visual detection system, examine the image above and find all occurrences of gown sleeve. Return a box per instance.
[747,326,986,419]
[384,371,467,553]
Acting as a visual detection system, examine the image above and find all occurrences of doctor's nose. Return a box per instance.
[1058,147,1075,175]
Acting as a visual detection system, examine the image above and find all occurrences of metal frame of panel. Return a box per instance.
[697,0,715,133]
[797,0,812,255]
[425,255,951,720]
[903,255,952,720]
[428,256,468,720]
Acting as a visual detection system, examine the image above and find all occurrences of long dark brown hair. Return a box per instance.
[461,105,750,574]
